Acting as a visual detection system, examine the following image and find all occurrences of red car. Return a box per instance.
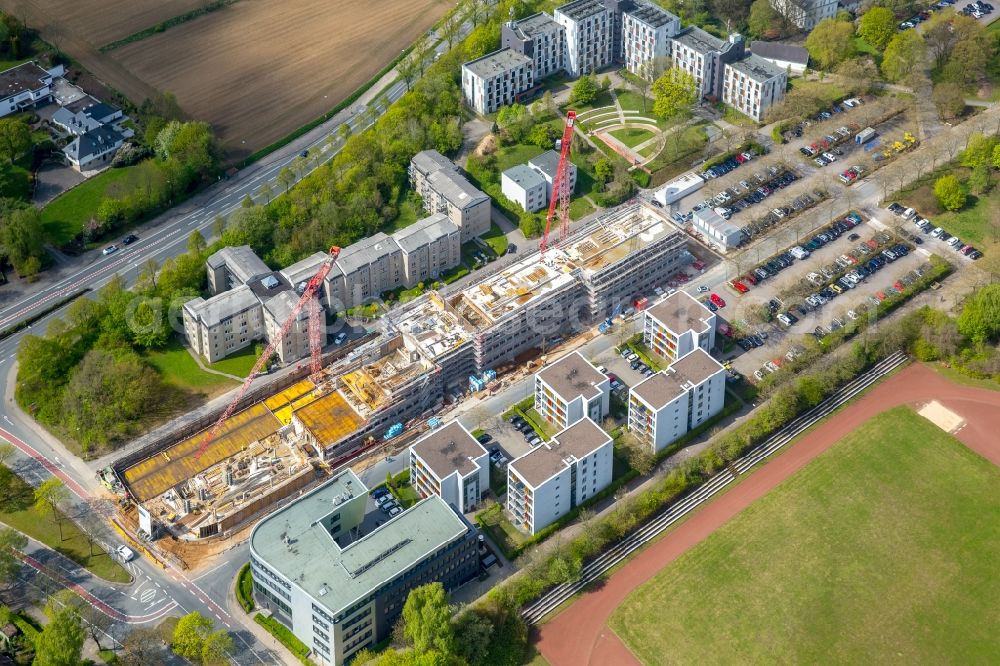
[743,272,758,285]
[710,293,726,308]
[893,280,905,291]
[732,280,749,293]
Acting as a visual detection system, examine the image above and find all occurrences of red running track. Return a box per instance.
[535,363,1000,666]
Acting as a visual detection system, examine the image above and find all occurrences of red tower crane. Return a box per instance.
[540,110,577,259]
[195,245,341,459]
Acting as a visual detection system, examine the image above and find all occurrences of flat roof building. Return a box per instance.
[461,47,534,115]
[0,61,56,117]
[250,470,478,665]
[642,290,716,363]
[534,351,610,430]
[555,0,614,77]
[182,285,263,363]
[691,207,744,250]
[502,13,566,80]
[749,41,809,75]
[502,164,547,213]
[507,417,613,534]
[723,53,787,122]
[528,149,577,200]
[207,245,272,295]
[409,421,489,513]
[622,4,680,79]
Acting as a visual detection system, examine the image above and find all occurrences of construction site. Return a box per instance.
[109,201,700,559]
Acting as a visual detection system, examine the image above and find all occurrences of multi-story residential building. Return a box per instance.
[554,0,614,77]
[749,41,809,75]
[262,291,311,364]
[627,348,726,452]
[0,62,59,117]
[408,149,458,201]
[534,351,610,430]
[642,290,716,363]
[461,47,534,115]
[327,233,403,308]
[602,0,637,62]
[528,149,577,200]
[670,29,745,100]
[183,285,263,363]
[622,4,680,78]
[507,417,613,534]
[409,421,489,513]
[770,0,838,30]
[394,214,461,288]
[250,469,479,665]
[723,54,787,122]
[502,13,566,80]
[691,207,745,249]
[207,245,272,295]
[408,150,491,243]
[502,164,547,213]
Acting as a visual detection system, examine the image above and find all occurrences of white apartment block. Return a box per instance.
[770,0,839,30]
[461,47,534,115]
[502,13,566,80]
[670,27,724,98]
[534,351,610,430]
[622,4,680,79]
[502,164,547,213]
[409,421,489,514]
[723,54,787,122]
[528,150,577,200]
[628,348,726,453]
[555,0,614,77]
[183,285,263,363]
[507,417,613,534]
[643,290,716,363]
[408,150,491,243]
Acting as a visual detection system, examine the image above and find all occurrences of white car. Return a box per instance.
[777,313,793,327]
[931,227,944,238]
[823,152,837,162]
[334,332,348,345]
[102,245,118,256]
[388,506,402,517]
[117,545,136,562]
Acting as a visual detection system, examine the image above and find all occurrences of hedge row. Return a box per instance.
[99,0,237,51]
[254,614,316,666]
[235,563,254,613]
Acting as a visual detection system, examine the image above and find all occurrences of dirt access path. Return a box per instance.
[535,362,1000,666]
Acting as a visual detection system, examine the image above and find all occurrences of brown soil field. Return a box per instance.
[107,0,451,158]
[4,0,210,46]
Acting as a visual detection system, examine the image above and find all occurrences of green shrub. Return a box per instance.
[235,563,254,613]
[254,614,315,666]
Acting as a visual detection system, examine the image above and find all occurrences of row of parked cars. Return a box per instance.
[371,487,403,518]
[702,150,757,180]
[742,192,820,241]
[692,166,797,221]
[618,347,656,378]
[962,0,993,17]
[887,203,983,259]
[508,414,544,450]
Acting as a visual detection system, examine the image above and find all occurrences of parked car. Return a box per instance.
[710,293,726,308]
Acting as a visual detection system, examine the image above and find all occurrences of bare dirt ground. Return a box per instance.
[107,0,450,158]
[534,362,1000,666]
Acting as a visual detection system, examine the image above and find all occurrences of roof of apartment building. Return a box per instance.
[508,12,562,38]
[206,245,271,285]
[646,290,714,335]
[536,350,606,402]
[509,417,611,487]
[672,26,724,54]
[411,421,488,479]
[0,61,50,99]
[625,3,678,28]
[527,149,568,181]
[463,47,532,79]
[502,164,545,191]
[262,290,307,323]
[411,149,457,177]
[250,470,470,615]
[427,169,489,210]
[749,41,809,66]
[555,0,610,21]
[247,271,292,301]
[726,53,784,81]
[280,251,330,292]
[335,232,399,277]
[394,213,458,254]
[631,347,722,408]
[184,284,260,327]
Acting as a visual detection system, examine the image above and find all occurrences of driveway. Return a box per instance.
[33,160,85,206]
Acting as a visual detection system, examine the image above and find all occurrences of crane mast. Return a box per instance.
[540,110,576,259]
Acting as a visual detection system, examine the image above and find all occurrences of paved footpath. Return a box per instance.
[535,362,1000,666]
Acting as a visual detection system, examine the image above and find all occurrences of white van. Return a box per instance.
[790,246,810,260]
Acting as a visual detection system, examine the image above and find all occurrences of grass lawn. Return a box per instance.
[609,127,655,149]
[852,35,883,65]
[40,166,135,245]
[496,143,545,173]
[609,407,1000,665]
[207,345,260,378]
[788,78,849,106]
[384,193,422,233]
[646,124,709,175]
[441,264,470,284]
[0,469,131,583]
[615,89,651,114]
[477,503,527,559]
[722,104,758,127]
[144,337,238,394]
[569,197,595,219]
[563,89,614,115]
[0,162,31,201]
[482,221,509,255]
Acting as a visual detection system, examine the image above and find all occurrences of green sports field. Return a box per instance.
[609,407,1000,665]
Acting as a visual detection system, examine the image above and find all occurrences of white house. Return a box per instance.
[0,62,58,118]
[769,0,839,29]
[507,417,613,534]
[63,126,125,171]
[749,41,809,76]
[502,12,566,80]
[654,172,705,206]
[502,164,547,213]
[642,290,716,363]
[628,348,726,453]
[528,149,577,200]
[409,421,489,513]
[535,350,610,430]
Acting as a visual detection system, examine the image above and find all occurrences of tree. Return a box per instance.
[957,283,1000,344]
[277,167,295,193]
[0,205,46,276]
[201,629,234,665]
[0,118,31,163]
[594,158,613,186]
[651,67,698,119]
[257,181,273,204]
[933,82,966,120]
[187,230,206,255]
[0,528,27,587]
[748,0,783,39]
[991,143,1000,169]
[172,611,214,661]
[519,213,544,238]
[119,626,168,666]
[453,609,494,666]
[968,162,992,195]
[569,74,599,106]
[960,132,996,168]
[402,583,454,655]
[617,431,655,475]
[34,478,69,533]
[442,11,462,48]
[835,57,879,97]
[804,19,855,70]
[34,605,84,666]
[710,0,751,31]
[398,53,420,91]
[881,31,926,83]
[857,6,896,50]
[933,174,966,211]
[0,441,13,467]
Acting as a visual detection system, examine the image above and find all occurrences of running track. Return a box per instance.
[535,363,1000,666]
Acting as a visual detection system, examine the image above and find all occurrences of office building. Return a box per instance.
[554,0,614,77]
[461,48,534,115]
[622,4,680,79]
[642,290,716,363]
[502,13,567,80]
[502,164,547,213]
[534,351,610,430]
[628,348,726,452]
[409,421,489,513]
[722,54,787,122]
[250,470,478,665]
[507,417,613,534]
